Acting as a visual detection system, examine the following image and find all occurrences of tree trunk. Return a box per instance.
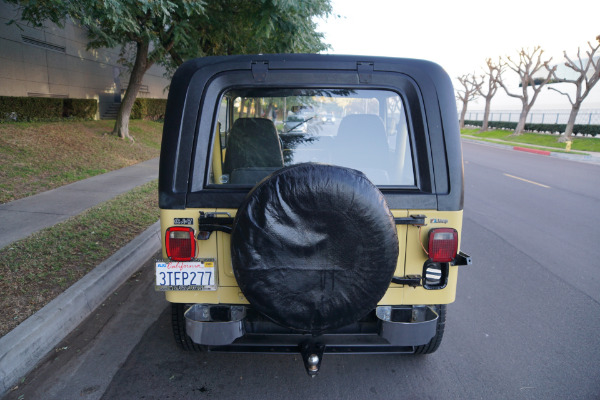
[265,102,274,120]
[559,103,581,142]
[112,40,152,140]
[480,98,492,132]
[459,100,468,129]
[512,108,529,136]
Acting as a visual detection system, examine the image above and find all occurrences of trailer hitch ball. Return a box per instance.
[300,343,325,376]
[308,354,319,373]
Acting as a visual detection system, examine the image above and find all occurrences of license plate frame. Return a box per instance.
[155,259,217,291]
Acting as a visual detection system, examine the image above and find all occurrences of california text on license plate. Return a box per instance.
[155,260,217,291]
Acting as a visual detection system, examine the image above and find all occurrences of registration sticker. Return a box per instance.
[155,260,217,291]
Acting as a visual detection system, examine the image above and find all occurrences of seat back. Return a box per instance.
[223,118,284,183]
[334,114,390,171]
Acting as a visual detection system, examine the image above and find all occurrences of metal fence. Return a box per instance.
[464,110,600,125]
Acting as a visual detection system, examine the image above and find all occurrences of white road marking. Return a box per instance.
[504,173,551,189]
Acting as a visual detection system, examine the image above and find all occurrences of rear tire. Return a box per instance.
[414,305,446,354]
[171,303,205,351]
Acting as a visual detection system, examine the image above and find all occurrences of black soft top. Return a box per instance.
[159,54,463,211]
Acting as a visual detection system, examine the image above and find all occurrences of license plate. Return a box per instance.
[155,260,217,291]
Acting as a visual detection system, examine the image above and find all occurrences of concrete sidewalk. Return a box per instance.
[0,158,163,396]
[0,158,159,250]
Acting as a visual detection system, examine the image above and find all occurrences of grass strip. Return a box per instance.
[0,180,159,337]
[463,135,589,156]
[0,120,163,204]
[461,128,600,153]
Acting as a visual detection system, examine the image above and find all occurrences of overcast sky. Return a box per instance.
[317,0,600,110]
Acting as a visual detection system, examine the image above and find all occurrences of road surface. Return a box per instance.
[5,141,600,399]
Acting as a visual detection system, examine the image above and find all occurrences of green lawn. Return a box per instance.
[0,181,159,337]
[462,128,600,153]
[0,120,163,203]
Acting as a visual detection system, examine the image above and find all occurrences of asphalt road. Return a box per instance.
[5,141,600,399]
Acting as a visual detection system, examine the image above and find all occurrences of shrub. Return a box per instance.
[464,120,600,137]
[132,98,167,121]
[63,99,97,119]
[0,96,98,122]
[0,96,63,122]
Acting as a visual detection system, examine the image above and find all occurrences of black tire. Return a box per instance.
[414,304,446,354]
[171,303,205,351]
[231,163,399,334]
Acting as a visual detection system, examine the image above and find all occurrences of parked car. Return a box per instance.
[157,54,471,376]
[283,114,309,133]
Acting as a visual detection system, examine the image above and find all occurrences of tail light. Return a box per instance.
[428,228,458,263]
[166,227,196,261]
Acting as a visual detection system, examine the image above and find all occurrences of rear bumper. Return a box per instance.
[184,304,439,352]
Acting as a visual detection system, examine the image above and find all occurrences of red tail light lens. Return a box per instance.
[166,227,196,261]
[428,228,458,263]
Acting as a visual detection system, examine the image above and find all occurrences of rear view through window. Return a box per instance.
[209,88,414,187]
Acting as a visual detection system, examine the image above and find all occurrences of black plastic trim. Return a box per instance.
[452,251,472,266]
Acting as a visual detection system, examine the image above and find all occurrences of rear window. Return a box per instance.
[208,88,414,187]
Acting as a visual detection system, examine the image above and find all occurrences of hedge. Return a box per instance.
[131,98,167,121]
[63,98,97,119]
[465,120,600,137]
[0,96,63,122]
[0,96,98,122]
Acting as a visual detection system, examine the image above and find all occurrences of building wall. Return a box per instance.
[0,1,170,117]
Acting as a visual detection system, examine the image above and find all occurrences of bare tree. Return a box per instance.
[476,58,502,132]
[497,46,557,136]
[548,35,600,142]
[456,74,483,129]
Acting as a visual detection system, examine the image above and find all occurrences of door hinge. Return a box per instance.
[394,215,426,226]
[197,212,234,238]
[391,275,422,288]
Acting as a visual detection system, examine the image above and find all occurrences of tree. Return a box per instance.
[548,35,600,142]
[8,0,205,140]
[9,0,332,140]
[166,0,331,67]
[476,58,501,132]
[497,46,556,136]
[115,0,331,139]
[456,74,483,129]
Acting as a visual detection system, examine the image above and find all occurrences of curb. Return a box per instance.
[513,146,551,156]
[462,138,598,164]
[0,221,161,397]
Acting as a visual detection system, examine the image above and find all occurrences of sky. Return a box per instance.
[316,0,600,110]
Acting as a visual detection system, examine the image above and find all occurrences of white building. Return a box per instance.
[0,1,170,118]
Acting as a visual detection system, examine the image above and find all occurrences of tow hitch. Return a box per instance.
[300,342,326,377]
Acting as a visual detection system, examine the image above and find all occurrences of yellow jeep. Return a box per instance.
[157,54,471,375]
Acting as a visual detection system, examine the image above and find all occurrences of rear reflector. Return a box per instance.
[428,228,458,263]
[166,227,196,261]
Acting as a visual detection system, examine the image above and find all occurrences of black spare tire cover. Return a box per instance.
[231,163,398,333]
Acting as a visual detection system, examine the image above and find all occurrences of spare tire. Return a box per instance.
[231,163,398,333]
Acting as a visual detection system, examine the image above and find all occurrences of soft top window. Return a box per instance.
[208,88,414,187]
